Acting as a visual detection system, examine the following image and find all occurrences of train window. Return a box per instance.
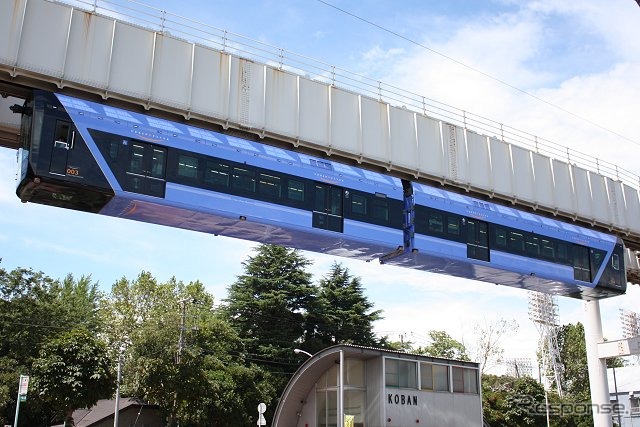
[178,154,198,179]
[108,141,119,160]
[371,198,389,222]
[494,227,507,248]
[591,249,606,270]
[287,180,304,201]
[329,187,343,216]
[54,121,71,143]
[557,243,569,264]
[351,194,367,215]
[428,212,444,234]
[232,167,256,192]
[525,236,540,257]
[204,161,230,187]
[612,254,620,270]
[130,144,145,175]
[151,148,165,178]
[541,239,555,260]
[508,231,525,253]
[447,216,461,236]
[258,173,282,199]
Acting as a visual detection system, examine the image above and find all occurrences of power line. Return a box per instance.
[315,0,640,147]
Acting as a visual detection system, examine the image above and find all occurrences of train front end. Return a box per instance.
[14,91,114,213]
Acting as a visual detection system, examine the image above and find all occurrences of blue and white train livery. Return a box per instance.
[14,91,626,300]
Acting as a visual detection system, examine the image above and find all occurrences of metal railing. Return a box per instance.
[54,0,640,190]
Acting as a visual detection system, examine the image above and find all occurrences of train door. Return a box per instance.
[312,183,343,233]
[49,120,76,176]
[466,218,489,261]
[123,141,167,198]
[573,244,591,282]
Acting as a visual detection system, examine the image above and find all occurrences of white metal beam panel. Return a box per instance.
[360,96,389,163]
[552,160,575,215]
[190,47,230,119]
[415,115,444,179]
[298,78,329,147]
[441,123,467,185]
[18,0,70,78]
[466,130,491,192]
[606,178,627,229]
[0,0,27,67]
[150,34,192,109]
[330,87,361,156]
[388,106,418,171]
[228,57,265,129]
[265,68,298,139]
[572,165,593,221]
[532,152,554,209]
[511,145,535,204]
[489,138,514,198]
[624,184,640,232]
[65,10,113,89]
[109,22,154,100]
[589,172,611,225]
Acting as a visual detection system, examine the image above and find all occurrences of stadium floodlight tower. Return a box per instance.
[505,357,533,379]
[620,308,640,338]
[528,291,564,397]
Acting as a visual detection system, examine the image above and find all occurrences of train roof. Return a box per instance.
[54,93,403,197]
[413,182,617,245]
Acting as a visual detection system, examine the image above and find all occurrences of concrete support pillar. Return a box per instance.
[583,300,612,427]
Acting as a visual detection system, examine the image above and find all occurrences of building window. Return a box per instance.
[452,367,479,394]
[344,390,365,427]
[385,358,417,389]
[433,364,449,392]
[316,390,337,427]
[420,363,433,390]
[452,367,464,393]
[345,359,365,387]
[630,396,640,416]
[464,368,479,394]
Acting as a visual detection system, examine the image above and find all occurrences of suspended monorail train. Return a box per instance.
[14,90,626,299]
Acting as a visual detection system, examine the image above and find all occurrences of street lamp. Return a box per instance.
[293,348,312,357]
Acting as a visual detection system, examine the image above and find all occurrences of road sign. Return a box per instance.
[18,376,29,396]
[257,414,266,426]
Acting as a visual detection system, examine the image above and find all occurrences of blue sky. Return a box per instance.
[1,0,640,371]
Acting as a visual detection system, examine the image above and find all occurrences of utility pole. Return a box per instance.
[114,352,123,427]
[176,298,190,364]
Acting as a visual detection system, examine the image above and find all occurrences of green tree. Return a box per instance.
[556,323,589,401]
[0,267,105,426]
[482,374,547,427]
[31,329,114,425]
[309,262,382,351]
[103,272,274,426]
[222,245,316,393]
[416,330,470,361]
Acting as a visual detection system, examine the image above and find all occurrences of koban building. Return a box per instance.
[274,344,482,427]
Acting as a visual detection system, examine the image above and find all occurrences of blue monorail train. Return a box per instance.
[14,91,626,299]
